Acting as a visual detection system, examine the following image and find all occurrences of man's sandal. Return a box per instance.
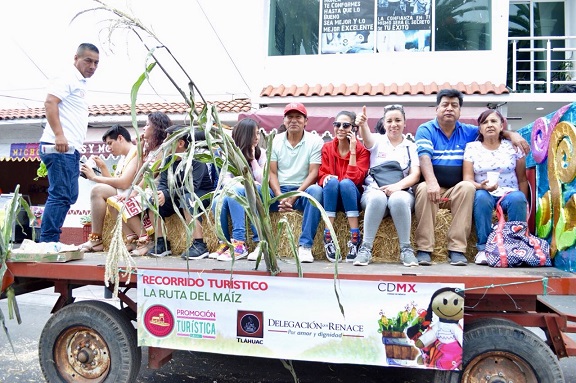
[79,233,104,252]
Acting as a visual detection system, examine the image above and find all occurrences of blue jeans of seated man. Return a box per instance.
[39,144,81,242]
[212,184,260,242]
[322,178,361,218]
[474,190,528,250]
[270,184,323,247]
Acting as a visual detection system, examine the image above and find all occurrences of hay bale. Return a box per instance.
[102,209,191,256]
[181,208,479,263]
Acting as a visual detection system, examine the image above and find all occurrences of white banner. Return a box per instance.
[138,270,465,371]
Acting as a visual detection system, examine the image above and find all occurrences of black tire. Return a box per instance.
[39,300,141,383]
[464,316,524,332]
[434,322,564,383]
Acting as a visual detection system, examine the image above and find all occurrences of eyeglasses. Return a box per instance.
[332,122,354,129]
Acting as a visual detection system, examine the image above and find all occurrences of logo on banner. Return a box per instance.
[237,311,264,339]
[144,305,174,337]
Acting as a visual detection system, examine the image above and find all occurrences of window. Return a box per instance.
[268,0,492,56]
[269,0,320,56]
[508,1,567,93]
[434,0,492,51]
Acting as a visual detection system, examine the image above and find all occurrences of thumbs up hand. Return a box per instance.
[355,105,368,127]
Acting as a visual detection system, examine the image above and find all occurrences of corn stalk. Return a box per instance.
[82,0,343,313]
[0,186,32,353]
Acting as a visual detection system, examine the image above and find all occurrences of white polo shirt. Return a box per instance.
[40,64,89,150]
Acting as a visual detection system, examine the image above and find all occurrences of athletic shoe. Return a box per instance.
[150,237,172,257]
[324,233,338,262]
[182,240,209,260]
[209,242,228,259]
[474,250,488,265]
[217,240,248,261]
[449,251,468,266]
[353,245,372,266]
[298,246,314,263]
[346,230,361,263]
[400,247,418,267]
[247,243,261,261]
[416,251,432,266]
[346,240,359,263]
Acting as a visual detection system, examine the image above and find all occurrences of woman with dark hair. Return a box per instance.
[112,112,172,256]
[142,111,171,161]
[210,118,266,261]
[463,109,528,265]
[318,111,369,262]
[354,105,421,266]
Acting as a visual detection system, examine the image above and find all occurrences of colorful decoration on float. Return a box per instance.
[520,102,576,271]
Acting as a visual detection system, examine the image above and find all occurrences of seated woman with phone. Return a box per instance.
[318,110,369,263]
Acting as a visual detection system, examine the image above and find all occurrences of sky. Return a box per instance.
[0,0,262,109]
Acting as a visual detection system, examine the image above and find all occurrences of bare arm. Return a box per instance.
[419,155,442,203]
[515,157,529,201]
[44,94,70,153]
[356,105,375,149]
[268,161,281,197]
[85,156,139,190]
[502,131,530,155]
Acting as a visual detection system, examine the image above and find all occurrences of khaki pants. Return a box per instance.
[414,181,475,253]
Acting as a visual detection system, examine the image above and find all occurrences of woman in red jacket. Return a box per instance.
[318,110,369,263]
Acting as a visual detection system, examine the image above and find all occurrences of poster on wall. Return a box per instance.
[321,0,376,54]
[138,269,465,371]
[376,0,431,52]
[320,1,432,54]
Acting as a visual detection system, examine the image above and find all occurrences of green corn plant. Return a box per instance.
[0,186,31,353]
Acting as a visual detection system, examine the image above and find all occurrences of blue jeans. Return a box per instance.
[474,190,528,250]
[39,143,80,242]
[322,178,361,218]
[212,185,260,242]
[270,184,323,247]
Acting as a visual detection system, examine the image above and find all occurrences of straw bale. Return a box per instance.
[102,210,191,255]
[262,210,477,263]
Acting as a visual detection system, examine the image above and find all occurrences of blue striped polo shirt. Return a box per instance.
[415,119,479,188]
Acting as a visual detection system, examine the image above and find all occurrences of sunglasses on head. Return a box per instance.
[384,104,403,110]
[332,122,354,129]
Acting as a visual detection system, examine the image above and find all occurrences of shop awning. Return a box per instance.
[238,105,487,136]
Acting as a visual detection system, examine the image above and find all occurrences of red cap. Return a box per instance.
[283,102,307,118]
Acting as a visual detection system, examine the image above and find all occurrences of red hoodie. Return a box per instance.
[318,138,370,191]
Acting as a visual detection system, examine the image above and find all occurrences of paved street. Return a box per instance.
[1,287,575,383]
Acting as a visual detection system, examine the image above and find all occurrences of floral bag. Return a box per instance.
[485,194,551,267]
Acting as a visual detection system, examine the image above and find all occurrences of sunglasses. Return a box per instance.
[384,104,404,110]
[332,122,354,129]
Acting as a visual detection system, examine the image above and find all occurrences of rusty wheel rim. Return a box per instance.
[53,326,111,382]
[462,350,538,383]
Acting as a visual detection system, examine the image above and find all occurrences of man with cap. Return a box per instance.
[269,102,324,262]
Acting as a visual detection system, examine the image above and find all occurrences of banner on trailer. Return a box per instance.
[138,270,465,371]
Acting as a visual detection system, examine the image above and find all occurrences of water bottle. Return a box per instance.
[40,145,76,154]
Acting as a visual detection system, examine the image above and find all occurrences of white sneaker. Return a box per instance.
[475,251,488,265]
[247,243,261,261]
[298,246,314,263]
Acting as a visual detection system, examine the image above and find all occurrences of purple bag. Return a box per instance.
[485,195,551,268]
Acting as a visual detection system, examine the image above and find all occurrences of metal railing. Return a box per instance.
[509,36,576,93]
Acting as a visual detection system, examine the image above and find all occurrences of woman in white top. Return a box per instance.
[355,105,421,266]
[463,109,529,265]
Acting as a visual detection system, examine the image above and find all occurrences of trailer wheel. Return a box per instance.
[434,322,564,383]
[39,300,141,383]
